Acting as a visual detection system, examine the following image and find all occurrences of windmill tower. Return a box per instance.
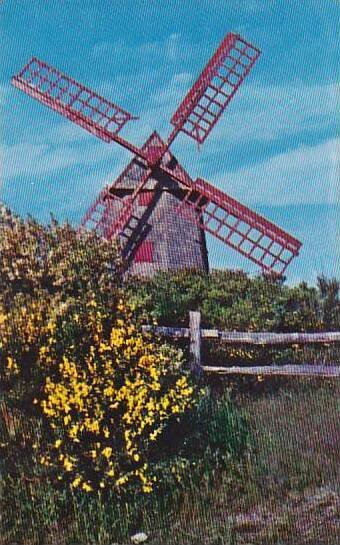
[11,32,302,276]
[83,131,209,276]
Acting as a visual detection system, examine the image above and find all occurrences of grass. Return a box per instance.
[143,380,340,545]
[1,380,339,544]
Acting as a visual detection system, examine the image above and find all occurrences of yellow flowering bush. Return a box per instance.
[37,295,197,494]
[0,204,121,398]
[0,205,200,495]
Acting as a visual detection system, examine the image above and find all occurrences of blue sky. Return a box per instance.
[0,0,338,285]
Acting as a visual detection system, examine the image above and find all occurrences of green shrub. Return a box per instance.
[127,269,340,367]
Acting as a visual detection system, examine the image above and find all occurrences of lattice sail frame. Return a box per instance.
[176,178,301,274]
[11,57,136,142]
[171,33,261,144]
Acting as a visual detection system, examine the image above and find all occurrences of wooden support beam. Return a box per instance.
[142,312,340,379]
[189,311,202,377]
[204,330,340,344]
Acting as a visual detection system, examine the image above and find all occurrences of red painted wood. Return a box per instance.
[134,240,154,263]
[11,57,136,142]
[138,191,154,207]
[12,35,302,276]
[176,177,301,274]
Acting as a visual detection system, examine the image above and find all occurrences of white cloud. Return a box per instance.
[92,34,179,63]
[2,138,125,180]
[137,77,337,154]
[149,72,193,106]
[92,32,196,68]
[92,39,160,61]
[2,68,337,214]
[47,122,93,144]
[215,138,339,206]
[207,82,337,148]
[166,33,181,62]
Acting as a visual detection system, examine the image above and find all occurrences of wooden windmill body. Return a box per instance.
[11,32,302,276]
[101,131,209,276]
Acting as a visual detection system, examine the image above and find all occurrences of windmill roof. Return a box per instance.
[108,131,193,194]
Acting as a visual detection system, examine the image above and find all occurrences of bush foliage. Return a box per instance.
[0,204,121,403]
[1,204,339,543]
[127,269,340,366]
[1,203,338,516]
[127,268,339,331]
[38,297,197,494]
[0,205,200,497]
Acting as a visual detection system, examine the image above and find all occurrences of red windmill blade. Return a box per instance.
[11,57,138,143]
[176,177,301,275]
[79,32,261,242]
[10,56,160,238]
[169,33,261,145]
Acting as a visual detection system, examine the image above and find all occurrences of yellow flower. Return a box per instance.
[72,476,81,488]
[63,457,74,472]
[82,482,93,492]
[33,297,197,494]
[149,429,161,441]
[6,356,19,374]
[102,447,112,459]
[116,475,129,486]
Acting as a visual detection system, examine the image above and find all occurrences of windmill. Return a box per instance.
[11,32,301,276]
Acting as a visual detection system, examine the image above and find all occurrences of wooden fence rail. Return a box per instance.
[203,365,340,378]
[143,326,340,344]
[143,311,340,378]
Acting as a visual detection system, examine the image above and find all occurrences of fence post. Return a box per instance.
[189,311,202,377]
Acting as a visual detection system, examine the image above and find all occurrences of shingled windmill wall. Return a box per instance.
[106,132,209,277]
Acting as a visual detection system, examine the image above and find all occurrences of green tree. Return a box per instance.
[317,275,340,329]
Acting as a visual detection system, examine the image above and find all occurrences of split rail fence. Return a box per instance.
[143,311,340,378]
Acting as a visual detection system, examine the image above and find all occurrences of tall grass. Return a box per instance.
[0,392,251,545]
[1,381,338,544]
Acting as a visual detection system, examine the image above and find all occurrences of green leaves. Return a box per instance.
[0,204,122,306]
[127,268,339,367]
